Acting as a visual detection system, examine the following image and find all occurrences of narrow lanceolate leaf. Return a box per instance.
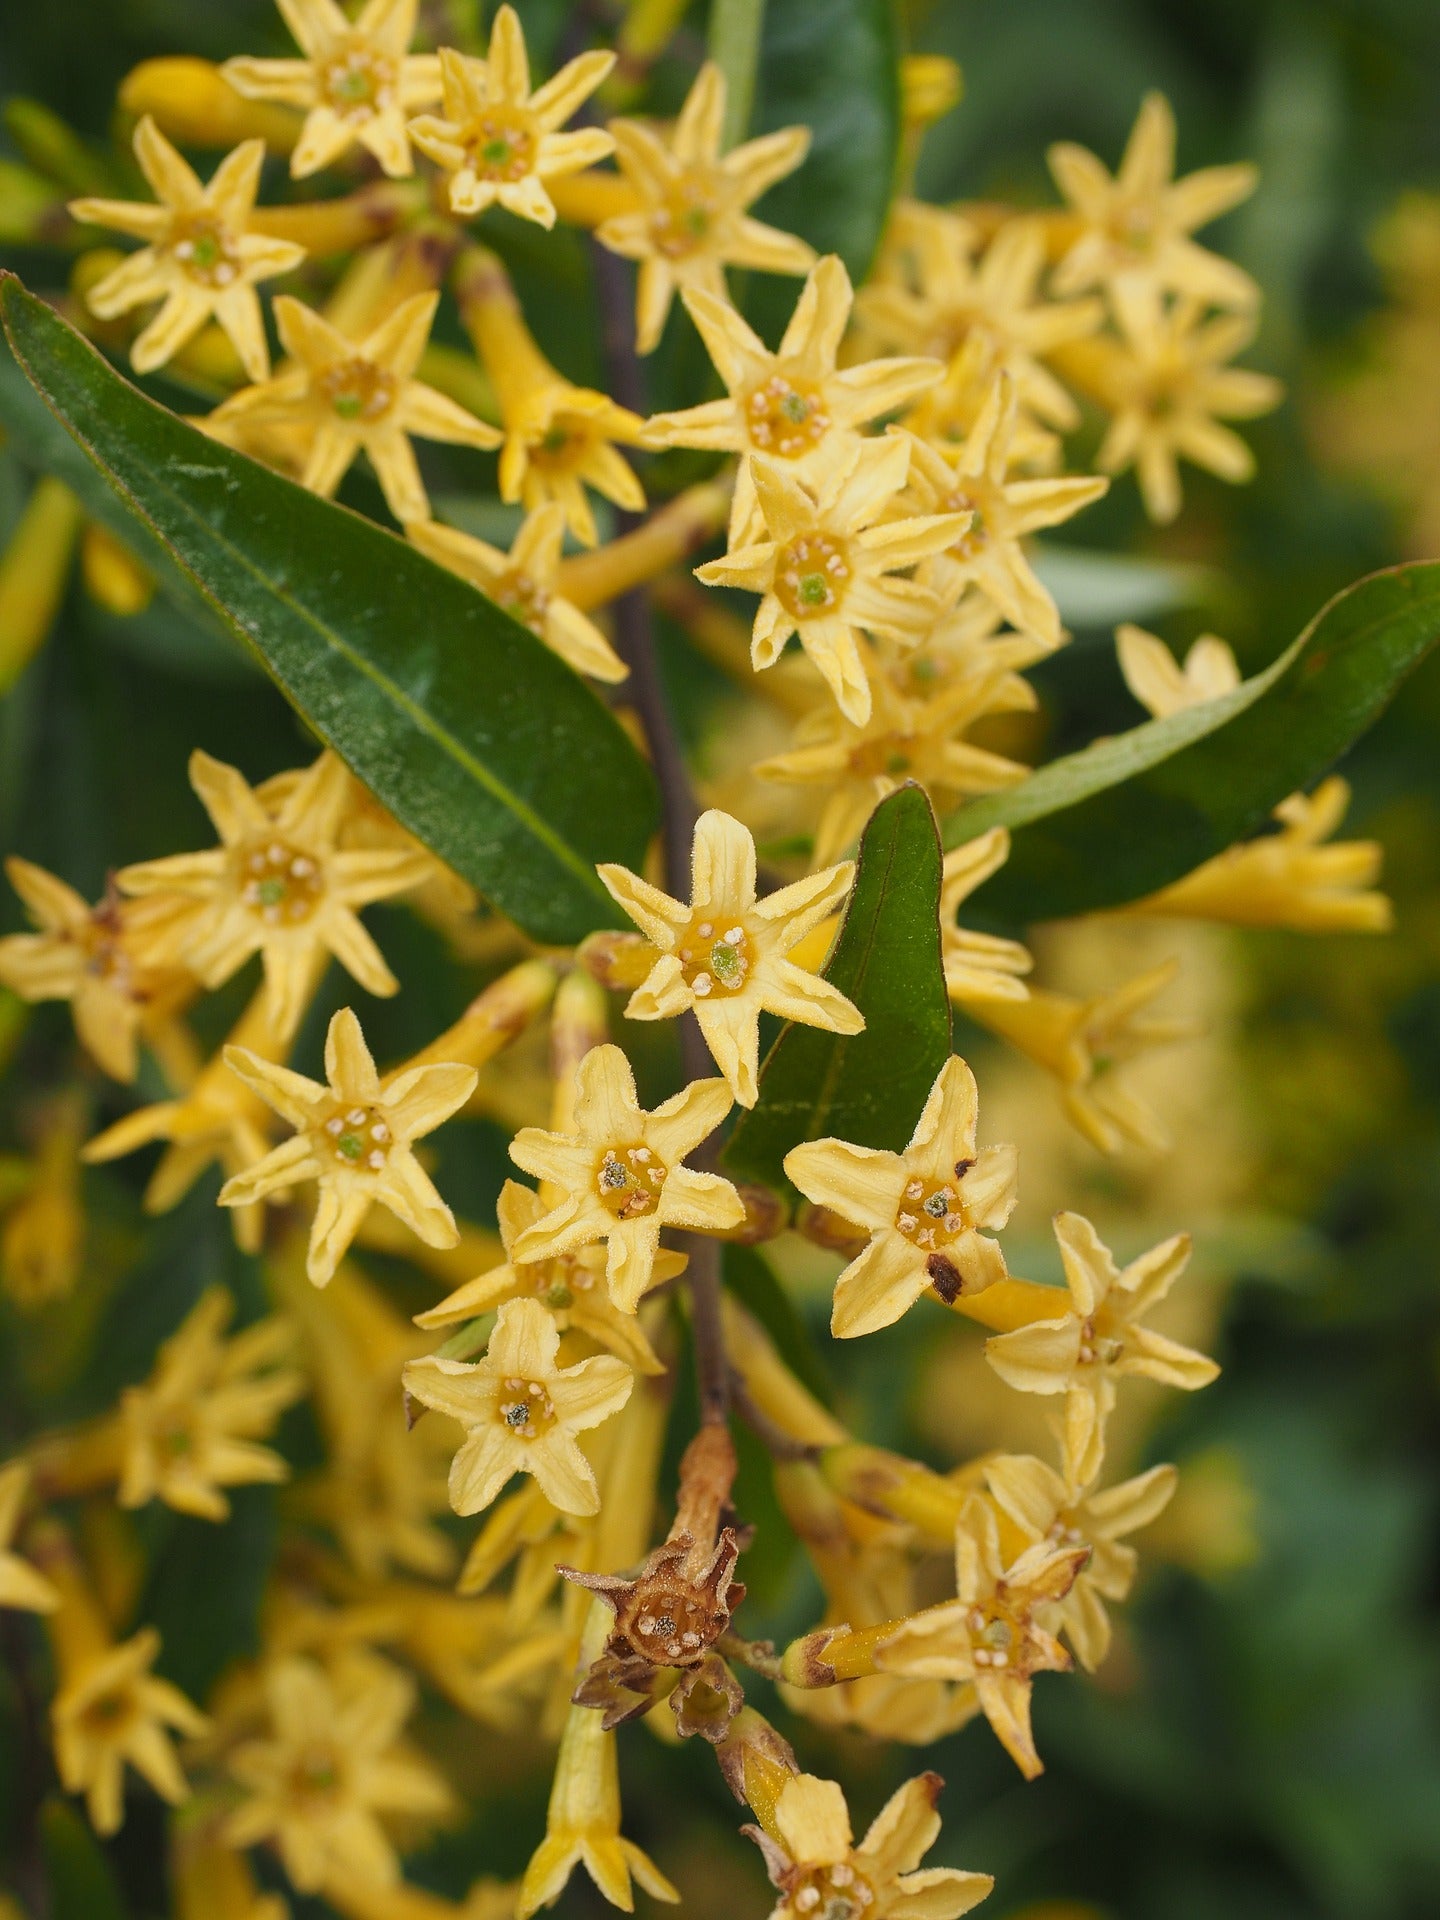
[947,563,1440,928]
[41,1799,129,1920]
[0,275,658,945]
[746,0,900,332]
[724,784,951,1197]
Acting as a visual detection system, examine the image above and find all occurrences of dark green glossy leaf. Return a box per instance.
[724,784,951,1195]
[947,563,1440,928]
[0,275,658,945]
[744,0,900,340]
[41,1798,128,1920]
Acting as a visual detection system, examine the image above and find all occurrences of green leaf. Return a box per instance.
[724,784,951,1194]
[40,1798,128,1920]
[947,563,1440,927]
[140,1487,278,1703]
[0,275,658,945]
[745,0,900,338]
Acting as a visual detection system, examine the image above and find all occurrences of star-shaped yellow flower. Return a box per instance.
[902,378,1109,646]
[70,118,304,380]
[872,1496,1086,1780]
[598,61,817,353]
[508,1044,742,1313]
[218,1006,478,1286]
[407,7,614,227]
[985,1213,1218,1485]
[696,436,964,725]
[409,505,628,683]
[746,1770,993,1920]
[226,1652,452,1892]
[644,255,943,544]
[756,675,1028,867]
[119,749,435,1040]
[1048,91,1259,309]
[404,1297,633,1518]
[596,808,861,1107]
[966,958,1197,1154]
[1064,280,1282,523]
[457,246,646,549]
[116,1286,304,1522]
[940,828,1033,1005]
[205,292,501,526]
[223,0,443,180]
[413,1178,674,1377]
[984,1453,1177,1672]
[0,1463,57,1614]
[785,1055,1018,1338]
[859,204,1102,430]
[1115,620,1241,716]
[0,859,196,1082]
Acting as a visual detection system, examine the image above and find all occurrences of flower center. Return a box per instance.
[595,1144,668,1220]
[624,1588,721,1666]
[846,733,915,780]
[528,416,592,477]
[745,373,831,456]
[320,40,398,120]
[526,1248,598,1311]
[239,840,325,925]
[1076,1313,1124,1367]
[495,568,550,636]
[784,1860,876,1920]
[942,487,988,559]
[651,171,723,258]
[498,1376,555,1438]
[464,105,537,182]
[675,914,751,998]
[965,1598,1026,1670]
[775,532,852,619]
[170,215,242,289]
[318,1104,392,1173]
[893,1173,971,1251]
[318,357,397,424]
[292,1742,343,1800]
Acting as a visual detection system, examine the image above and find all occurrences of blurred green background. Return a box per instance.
[2,3,1440,1919]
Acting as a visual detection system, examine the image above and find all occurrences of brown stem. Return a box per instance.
[587,230,730,1428]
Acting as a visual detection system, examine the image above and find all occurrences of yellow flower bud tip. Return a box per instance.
[119,57,304,153]
[80,522,155,617]
[901,54,964,132]
[0,477,83,694]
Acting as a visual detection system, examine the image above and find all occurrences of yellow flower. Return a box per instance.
[1113,627,1391,932]
[984,1453,1177,1671]
[0,1463,57,1614]
[940,828,1033,1004]
[226,1652,452,1892]
[755,675,1028,868]
[408,8,614,227]
[1114,620,1240,716]
[223,0,443,180]
[83,985,290,1255]
[0,860,196,1083]
[872,1497,1086,1780]
[1064,281,1282,524]
[901,378,1108,646]
[1048,92,1259,309]
[695,436,964,725]
[457,247,645,549]
[784,1055,1017,1338]
[219,1006,477,1285]
[408,506,628,683]
[403,1298,633,1518]
[598,61,816,353]
[119,749,434,1040]
[37,1525,208,1835]
[208,291,501,526]
[69,118,304,380]
[518,1602,679,1916]
[1,1092,86,1309]
[746,1770,993,1920]
[116,1286,304,1522]
[507,1044,742,1312]
[985,1213,1218,1485]
[964,959,1197,1154]
[1132,778,1392,933]
[900,331,1063,475]
[596,808,860,1106]
[413,1178,673,1377]
[858,205,1102,430]
[643,255,943,544]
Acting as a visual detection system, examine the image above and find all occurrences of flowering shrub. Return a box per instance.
[0,5,1438,1919]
